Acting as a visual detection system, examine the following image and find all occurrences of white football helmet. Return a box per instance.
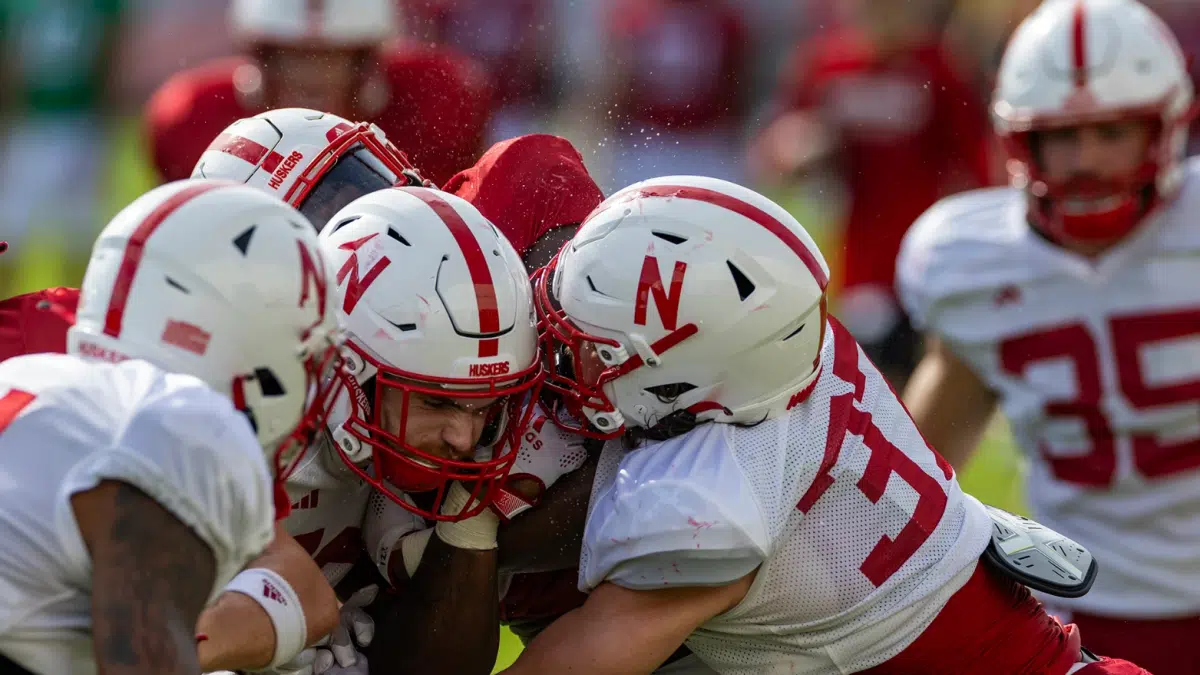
[320,186,543,520]
[230,0,399,48]
[68,179,343,482]
[536,176,830,439]
[193,108,427,229]
[993,0,1195,244]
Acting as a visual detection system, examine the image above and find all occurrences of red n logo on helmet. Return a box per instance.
[337,233,391,314]
[634,255,688,330]
[297,240,328,321]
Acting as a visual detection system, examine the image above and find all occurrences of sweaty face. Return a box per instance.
[266,47,359,115]
[378,385,504,465]
[1035,120,1154,208]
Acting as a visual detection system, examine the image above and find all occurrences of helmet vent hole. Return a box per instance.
[233,225,256,255]
[652,231,688,245]
[645,382,696,404]
[165,277,190,294]
[386,226,411,246]
[727,261,755,301]
[253,368,286,397]
[331,216,361,234]
[782,323,806,342]
[586,275,617,299]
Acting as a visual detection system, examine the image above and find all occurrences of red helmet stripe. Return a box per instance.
[1072,0,1089,88]
[208,133,287,172]
[104,182,228,337]
[398,188,501,358]
[610,185,829,290]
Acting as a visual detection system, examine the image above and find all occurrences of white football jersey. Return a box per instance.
[0,353,275,675]
[897,158,1200,618]
[581,320,992,675]
[281,436,376,587]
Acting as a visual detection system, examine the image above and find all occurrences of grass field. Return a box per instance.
[5,119,1031,673]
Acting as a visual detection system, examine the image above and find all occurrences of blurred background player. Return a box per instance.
[749,0,993,390]
[899,1,1200,672]
[502,175,1137,675]
[600,0,750,191]
[193,107,428,227]
[0,178,342,675]
[401,0,558,146]
[0,0,126,297]
[145,0,492,186]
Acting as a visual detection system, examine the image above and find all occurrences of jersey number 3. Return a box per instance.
[0,389,36,433]
[797,322,954,587]
[1000,309,1200,487]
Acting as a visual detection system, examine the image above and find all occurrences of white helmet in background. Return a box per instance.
[230,0,399,48]
[536,176,830,438]
[320,186,542,520]
[194,108,428,229]
[993,0,1195,244]
[68,179,343,480]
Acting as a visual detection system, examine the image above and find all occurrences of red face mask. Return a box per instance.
[332,339,544,522]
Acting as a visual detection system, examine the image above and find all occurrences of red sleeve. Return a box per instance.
[378,46,495,186]
[0,287,77,362]
[930,47,994,188]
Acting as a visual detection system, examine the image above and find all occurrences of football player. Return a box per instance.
[0,179,342,675]
[145,0,493,186]
[286,185,547,674]
[0,106,427,674]
[192,107,429,229]
[498,175,1146,674]
[898,1,1200,673]
[355,134,607,670]
[749,0,993,390]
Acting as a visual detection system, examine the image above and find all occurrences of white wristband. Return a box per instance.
[434,482,500,550]
[223,568,308,669]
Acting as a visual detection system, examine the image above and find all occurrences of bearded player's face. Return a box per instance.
[266,46,358,115]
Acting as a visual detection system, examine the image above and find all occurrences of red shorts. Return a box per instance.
[862,562,1082,675]
[1068,611,1200,675]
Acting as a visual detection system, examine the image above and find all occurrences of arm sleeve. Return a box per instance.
[61,382,275,593]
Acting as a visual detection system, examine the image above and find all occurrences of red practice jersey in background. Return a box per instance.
[145,43,493,186]
[607,0,748,131]
[0,287,78,362]
[779,30,991,292]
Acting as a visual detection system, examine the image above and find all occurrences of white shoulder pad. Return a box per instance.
[580,425,769,592]
[896,187,1031,331]
[62,364,275,594]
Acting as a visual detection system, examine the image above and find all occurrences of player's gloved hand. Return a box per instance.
[492,402,589,520]
[311,585,376,673]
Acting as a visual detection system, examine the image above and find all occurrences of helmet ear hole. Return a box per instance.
[644,382,696,404]
[253,368,286,397]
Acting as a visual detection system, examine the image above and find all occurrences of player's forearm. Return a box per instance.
[373,535,500,674]
[78,481,216,675]
[195,591,277,671]
[196,524,339,671]
[503,574,755,675]
[497,454,596,575]
[903,340,998,470]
